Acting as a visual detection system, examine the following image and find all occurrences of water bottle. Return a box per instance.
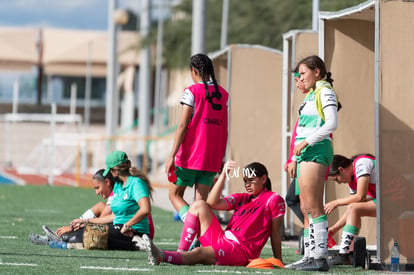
[49,240,68,249]
[390,242,400,272]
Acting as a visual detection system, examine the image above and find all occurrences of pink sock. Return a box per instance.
[177,212,199,251]
[163,250,183,264]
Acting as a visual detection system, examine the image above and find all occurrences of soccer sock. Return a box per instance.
[79,209,96,219]
[178,205,189,222]
[339,224,359,254]
[308,215,315,259]
[163,250,183,264]
[177,212,199,251]
[313,214,328,259]
[303,228,310,258]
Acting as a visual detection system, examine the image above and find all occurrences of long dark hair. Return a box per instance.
[244,162,272,191]
[329,153,375,176]
[93,169,115,189]
[114,158,154,201]
[190,53,222,109]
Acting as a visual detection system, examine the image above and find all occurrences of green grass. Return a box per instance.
[0,184,382,274]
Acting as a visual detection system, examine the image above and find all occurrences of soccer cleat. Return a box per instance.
[329,253,352,266]
[42,225,61,241]
[132,235,146,251]
[295,257,330,272]
[285,256,310,269]
[142,234,162,265]
[28,233,50,245]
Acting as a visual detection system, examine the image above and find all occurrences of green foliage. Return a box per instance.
[156,0,367,68]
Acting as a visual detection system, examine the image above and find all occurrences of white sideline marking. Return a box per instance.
[0,262,37,267]
[0,236,17,239]
[196,270,273,274]
[81,266,152,272]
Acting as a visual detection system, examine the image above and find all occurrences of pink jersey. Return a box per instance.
[175,82,228,172]
[223,189,286,259]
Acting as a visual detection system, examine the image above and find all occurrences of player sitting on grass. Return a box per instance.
[29,169,116,245]
[142,160,286,266]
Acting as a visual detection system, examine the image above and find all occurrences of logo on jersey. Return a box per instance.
[218,249,225,256]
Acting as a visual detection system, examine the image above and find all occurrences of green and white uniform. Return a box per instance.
[293,80,338,167]
[111,176,150,234]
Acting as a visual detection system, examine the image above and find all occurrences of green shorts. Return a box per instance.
[175,166,216,187]
[295,139,333,196]
[372,198,376,205]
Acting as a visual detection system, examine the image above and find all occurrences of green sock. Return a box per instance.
[178,205,189,222]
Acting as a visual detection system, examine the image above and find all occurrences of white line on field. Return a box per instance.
[0,262,37,267]
[80,266,153,272]
[0,236,17,239]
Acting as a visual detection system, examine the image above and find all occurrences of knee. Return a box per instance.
[347,203,360,216]
[189,200,209,212]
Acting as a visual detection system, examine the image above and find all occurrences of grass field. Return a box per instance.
[0,184,383,274]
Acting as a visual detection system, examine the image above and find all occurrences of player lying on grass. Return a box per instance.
[324,154,377,265]
[142,160,286,266]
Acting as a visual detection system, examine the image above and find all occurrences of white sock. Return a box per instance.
[313,215,328,259]
[304,229,310,258]
[79,209,96,219]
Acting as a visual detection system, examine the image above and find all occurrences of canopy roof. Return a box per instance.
[0,27,140,76]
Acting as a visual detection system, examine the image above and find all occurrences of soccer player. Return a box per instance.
[143,160,286,266]
[165,53,229,222]
[325,154,377,265]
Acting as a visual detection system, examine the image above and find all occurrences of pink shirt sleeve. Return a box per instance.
[267,193,286,219]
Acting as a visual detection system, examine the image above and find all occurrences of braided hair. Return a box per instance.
[190,54,222,106]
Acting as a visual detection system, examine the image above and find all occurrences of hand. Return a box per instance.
[223,160,237,174]
[165,156,175,176]
[56,226,73,237]
[328,226,338,236]
[120,224,134,237]
[70,218,88,231]
[287,161,297,178]
[324,201,337,215]
[293,140,308,156]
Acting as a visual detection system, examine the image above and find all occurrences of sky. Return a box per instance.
[0,0,142,30]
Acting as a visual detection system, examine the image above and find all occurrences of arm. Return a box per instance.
[270,216,284,262]
[207,160,237,210]
[71,213,115,230]
[165,104,192,174]
[284,119,298,171]
[120,197,151,237]
[324,175,370,214]
[306,88,338,146]
[305,105,338,146]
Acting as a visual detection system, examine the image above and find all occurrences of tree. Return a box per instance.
[154,0,367,68]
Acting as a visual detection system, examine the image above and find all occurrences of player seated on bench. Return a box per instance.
[324,154,377,265]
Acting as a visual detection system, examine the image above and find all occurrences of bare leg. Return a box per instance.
[90,202,107,217]
[346,201,376,228]
[169,183,187,212]
[298,162,327,218]
[194,183,211,201]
